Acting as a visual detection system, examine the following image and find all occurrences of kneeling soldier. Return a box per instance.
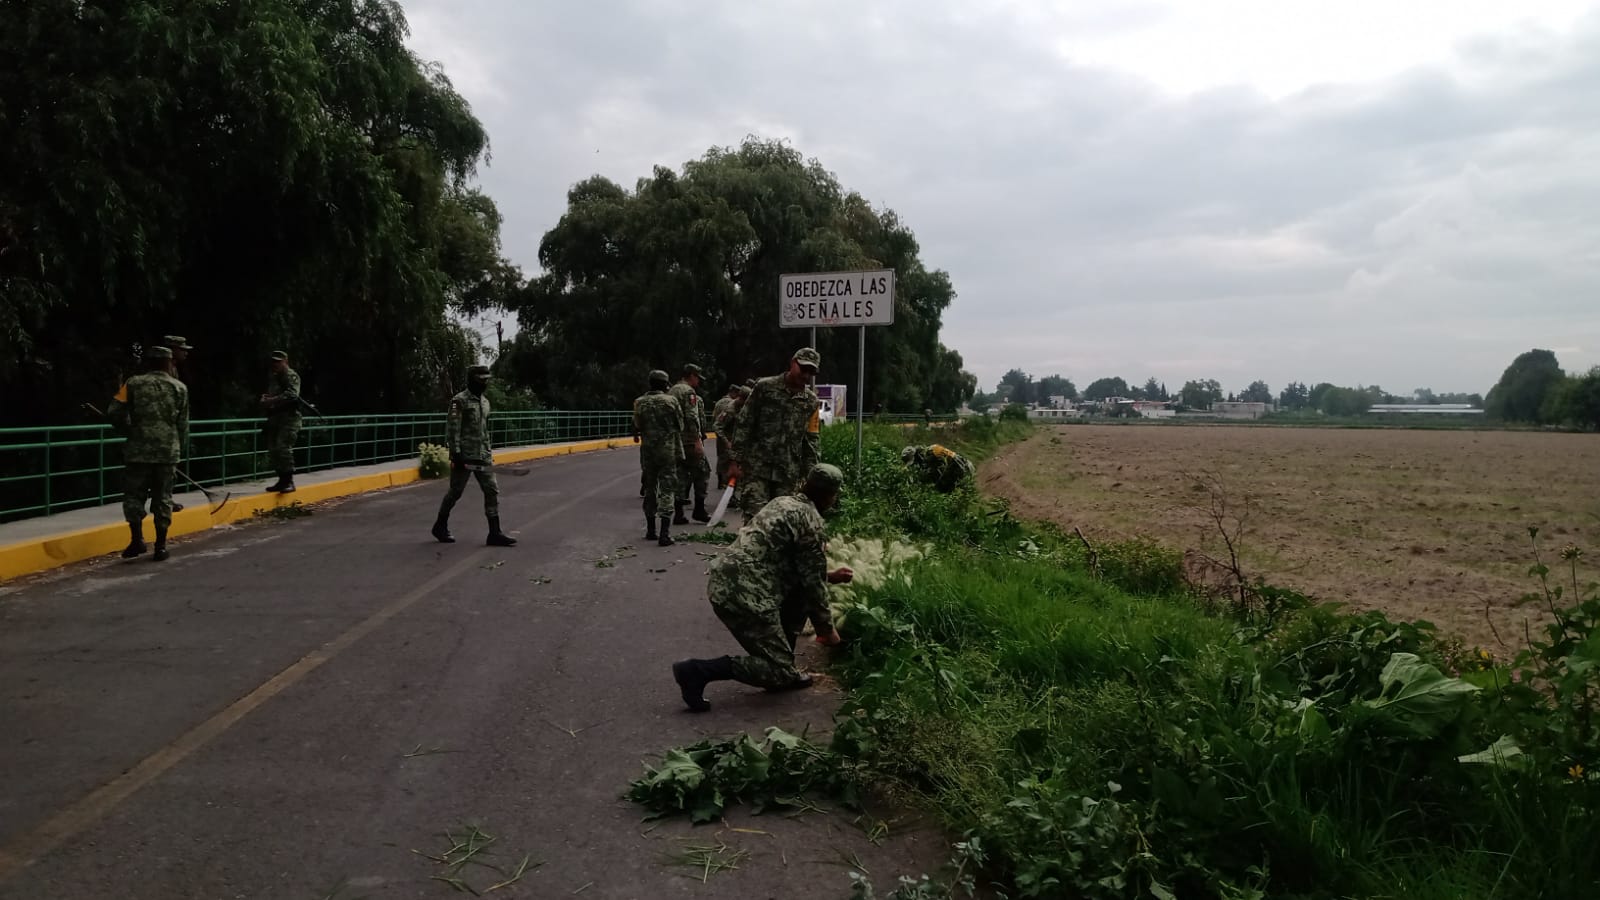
[671,464,854,712]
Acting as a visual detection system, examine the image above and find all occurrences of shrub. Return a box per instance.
[417,441,450,479]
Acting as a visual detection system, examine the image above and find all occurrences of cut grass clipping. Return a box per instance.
[660,841,751,882]
[253,500,311,520]
[413,824,539,894]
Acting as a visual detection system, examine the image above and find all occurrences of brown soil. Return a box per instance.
[981,424,1600,652]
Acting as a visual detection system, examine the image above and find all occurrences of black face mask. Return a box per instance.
[469,376,490,395]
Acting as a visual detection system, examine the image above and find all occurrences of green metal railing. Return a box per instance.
[0,411,634,524]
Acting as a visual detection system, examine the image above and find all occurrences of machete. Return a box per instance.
[704,476,737,528]
[463,462,531,477]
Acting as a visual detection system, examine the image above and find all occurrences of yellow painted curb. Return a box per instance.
[0,438,632,582]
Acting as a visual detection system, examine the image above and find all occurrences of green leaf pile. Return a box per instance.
[625,727,862,824]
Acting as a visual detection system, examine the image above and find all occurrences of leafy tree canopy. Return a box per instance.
[1179,379,1223,409]
[1083,377,1130,401]
[1,0,522,423]
[505,138,975,411]
[1485,349,1565,423]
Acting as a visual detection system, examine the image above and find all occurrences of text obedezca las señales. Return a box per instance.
[782,273,890,321]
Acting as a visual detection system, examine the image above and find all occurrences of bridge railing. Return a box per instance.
[0,411,634,524]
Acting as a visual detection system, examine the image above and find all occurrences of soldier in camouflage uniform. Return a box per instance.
[432,365,517,547]
[633,369,684,545]
[901,444,976,492]
[670,363,711,524]
[710,384,744,488]
[728,347,822,521]
[260,350,302,493]
[107,346,189,562]
[671,464,855,712]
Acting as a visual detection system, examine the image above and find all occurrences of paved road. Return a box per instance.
[0,447,942,899]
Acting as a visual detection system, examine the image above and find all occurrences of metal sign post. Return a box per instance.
[778,269,895,476]
[856,325,865,472]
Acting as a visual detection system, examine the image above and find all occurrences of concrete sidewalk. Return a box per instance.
[0,437,633,582]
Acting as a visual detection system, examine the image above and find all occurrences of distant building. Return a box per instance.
[1368,404,1484,415]
[1028,406,1085,421]
[1212,401,1272,419]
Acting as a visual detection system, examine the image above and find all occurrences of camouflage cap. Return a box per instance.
[805,463,844,495]
[682,363,703,377]
[793,347,821,370]
[467,364,491,377]
[648,369,670,384]
[162,335,193,349]
[268,350,288,361]
[144,345,173,360]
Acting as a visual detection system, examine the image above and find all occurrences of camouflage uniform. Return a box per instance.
[711,393,740,488]
[633,386,683,518]
[901,444,975,492]
[730,371,820,520]
[706,495,832,688]
[670,378,710,512]
[108,367,189,533]
[438,387,498,519]
[262,363,302,478]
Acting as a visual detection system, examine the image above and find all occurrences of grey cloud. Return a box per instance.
[408,1,1600,396]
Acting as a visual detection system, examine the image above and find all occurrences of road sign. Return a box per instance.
[779,269,895,328]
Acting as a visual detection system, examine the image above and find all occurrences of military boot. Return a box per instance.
[121,523,147,559]
[645,514,658,541]
[263,476,287,493]
[486,516,517,547]
[672,503,689,526]
[152,526,169,562]
[278,473,296,494]
[671,656,735,712]
[692,497,711,522]
[431,515,455,543]
[657,516,674,547]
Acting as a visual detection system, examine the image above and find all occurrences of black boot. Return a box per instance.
[121,522,147,559]
[152,527,169,562]
[692,500,710,523]
[279,473,296,494]
[263,476,286,493]
[645,514,658,541]
[672,656,735,712]
[431,516,455,543]
[172,501,185,512]
[672,503,689,526]
[486,516,517,547]
[657,516,674,547]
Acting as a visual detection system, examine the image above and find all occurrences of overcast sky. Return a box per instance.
[405,0,1600,397]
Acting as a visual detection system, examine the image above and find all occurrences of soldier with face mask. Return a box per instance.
[431,365,517,547]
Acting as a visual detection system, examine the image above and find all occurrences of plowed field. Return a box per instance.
[982,424,1600,652]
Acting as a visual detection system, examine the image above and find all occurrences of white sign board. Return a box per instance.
[779,269,895,328]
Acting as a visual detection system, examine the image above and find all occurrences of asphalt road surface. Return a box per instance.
[0,447,943,899]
